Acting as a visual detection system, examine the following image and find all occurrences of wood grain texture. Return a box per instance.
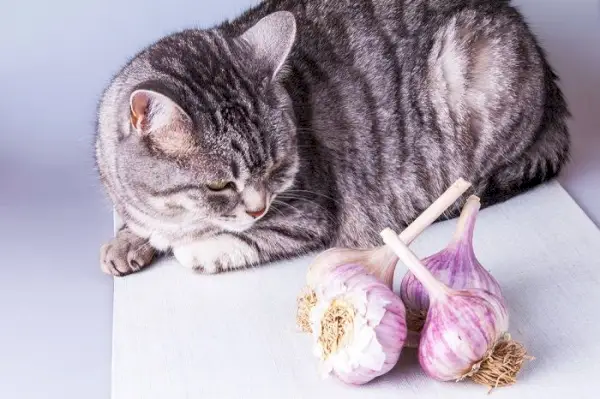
[112,181,600,398]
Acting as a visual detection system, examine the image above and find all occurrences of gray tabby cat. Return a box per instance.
[96,0,570,276]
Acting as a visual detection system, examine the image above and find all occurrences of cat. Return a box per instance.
[95,0,570,277]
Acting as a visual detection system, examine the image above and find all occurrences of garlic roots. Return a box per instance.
[381,228,530,389]
[400,195,502,334]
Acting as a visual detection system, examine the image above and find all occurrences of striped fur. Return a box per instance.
[95,0,570,275]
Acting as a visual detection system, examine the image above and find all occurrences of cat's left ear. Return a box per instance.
[239,11,296,78]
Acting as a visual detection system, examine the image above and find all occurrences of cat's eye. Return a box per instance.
[207,181,235,192]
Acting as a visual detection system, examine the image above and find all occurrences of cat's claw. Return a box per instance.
[100,230,156,277]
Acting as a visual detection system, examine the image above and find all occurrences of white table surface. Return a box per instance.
[0,1,599,398]
[112,181,600,398]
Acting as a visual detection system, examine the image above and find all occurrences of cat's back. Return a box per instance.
[220,0,521,121]
[222,0,514,62]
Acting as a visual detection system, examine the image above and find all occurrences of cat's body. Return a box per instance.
[96,0,569,276]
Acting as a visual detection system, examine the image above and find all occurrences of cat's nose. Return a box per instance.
[246,207,266,219]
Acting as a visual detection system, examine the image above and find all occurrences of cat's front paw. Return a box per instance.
[173,234,260,274]
[100,229,156,277]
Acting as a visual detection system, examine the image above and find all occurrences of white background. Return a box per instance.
[0,0,598,397]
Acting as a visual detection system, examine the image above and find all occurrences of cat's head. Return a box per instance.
[109,12,298,233]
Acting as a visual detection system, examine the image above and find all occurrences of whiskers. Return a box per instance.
[273,191,342,232]
[278,189,381,239]
[267,203,286,218]
[285,189,341,204]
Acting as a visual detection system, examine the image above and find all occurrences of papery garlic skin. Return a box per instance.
[310,264,407,385]
[419,289,509,381]
[307,247,395,289]
[401,243,503,312]
[401,196,502,315]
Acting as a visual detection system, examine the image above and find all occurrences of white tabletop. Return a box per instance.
[112,181,600,398]
[0,0,599,398]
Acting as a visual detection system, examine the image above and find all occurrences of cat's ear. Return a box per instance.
[129,89,196,156]
[129,89,189,136]
[239,11,296,78]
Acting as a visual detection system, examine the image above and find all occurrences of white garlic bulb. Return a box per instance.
[306,263,407,385]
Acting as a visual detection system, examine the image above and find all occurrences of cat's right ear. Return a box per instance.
[129,89,188,136]
[239,11,297,79]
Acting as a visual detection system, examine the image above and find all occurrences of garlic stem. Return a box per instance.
[380,228,450,299]
[378,178,472,266]
[399,178,472,244]
[450,195,481,245]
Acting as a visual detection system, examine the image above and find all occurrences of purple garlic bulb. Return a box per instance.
[308,263,407,385]
[382,228,529,388]
[400,196,502,332]
[418,288,508,381]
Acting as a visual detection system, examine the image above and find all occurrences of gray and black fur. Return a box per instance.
[96,0,570,276]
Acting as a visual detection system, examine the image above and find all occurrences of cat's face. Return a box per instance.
[113,12,299,233]
[119,81,297,233]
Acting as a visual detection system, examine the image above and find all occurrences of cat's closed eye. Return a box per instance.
[207,181,237,192]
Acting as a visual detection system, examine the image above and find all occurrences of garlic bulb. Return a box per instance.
[419,288,508,381]
[400,195,502,333]
[297,178,472,333]
[308,263,407,385]
[381,228,530,389]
